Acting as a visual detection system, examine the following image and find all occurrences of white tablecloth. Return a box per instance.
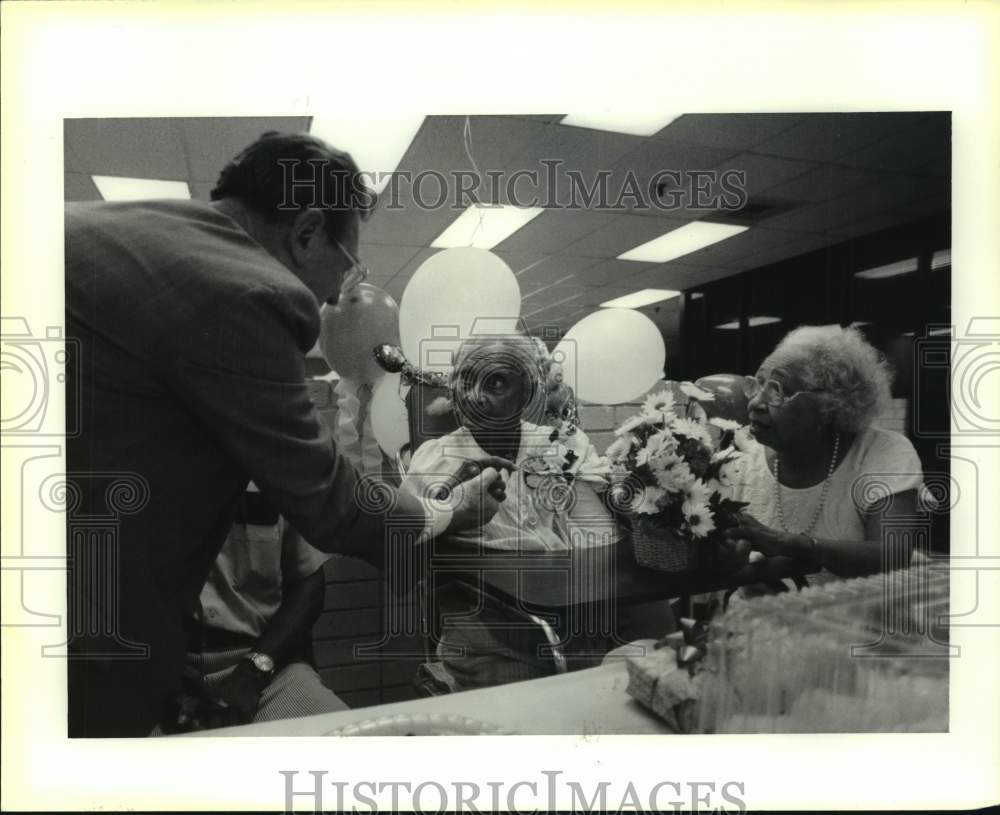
[190,660,672,737]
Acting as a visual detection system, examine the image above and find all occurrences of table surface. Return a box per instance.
[191,659,672,737]
[429,540,812,610]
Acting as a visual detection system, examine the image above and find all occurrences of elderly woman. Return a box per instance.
[725,325,924,582]
[406,334,619,689]
[409,334,613,552]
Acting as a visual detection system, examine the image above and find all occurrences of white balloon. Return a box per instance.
[553,309,666,405]
[370,373,410,457]
[399,248,521,373]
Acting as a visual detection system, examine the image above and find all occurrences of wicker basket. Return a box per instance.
[631,519,695,572]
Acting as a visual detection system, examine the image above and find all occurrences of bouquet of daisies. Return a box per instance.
[605,383,750,553]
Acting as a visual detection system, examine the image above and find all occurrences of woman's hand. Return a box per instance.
[725,512,805,558]
[715,535,753,573]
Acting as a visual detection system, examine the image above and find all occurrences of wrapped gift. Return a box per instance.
[624,629,708,733]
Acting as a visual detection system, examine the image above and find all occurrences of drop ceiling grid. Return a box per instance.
[61,113,950,340]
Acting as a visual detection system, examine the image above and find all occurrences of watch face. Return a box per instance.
[251,653,274,673]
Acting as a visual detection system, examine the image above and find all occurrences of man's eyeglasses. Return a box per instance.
[334,239,369,294]
[742,375,823,408]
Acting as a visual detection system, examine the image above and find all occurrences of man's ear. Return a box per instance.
[288,208,326,259]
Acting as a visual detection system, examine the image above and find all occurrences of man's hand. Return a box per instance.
[432,458,513,533]
[208,661,266,726]
[429,457,513,503]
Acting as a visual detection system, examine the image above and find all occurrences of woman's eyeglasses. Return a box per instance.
[334,240,369,293]
[742,375,823,408]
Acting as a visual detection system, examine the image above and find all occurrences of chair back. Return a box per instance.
[405,383,460,453]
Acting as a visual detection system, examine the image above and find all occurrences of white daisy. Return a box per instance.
[682,500,716,538]
[684,478,712,505]
[635,430,676,467]
[708,417,742,432]
[632,485,667,515]
[707,478,733,500]
[641,389,677,422]
[655,460,696,492]
[679,381,716,401]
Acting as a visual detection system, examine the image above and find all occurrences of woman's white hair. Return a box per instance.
[767,324,894,433]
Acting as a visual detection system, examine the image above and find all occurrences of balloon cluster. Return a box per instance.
[320,243,671,458]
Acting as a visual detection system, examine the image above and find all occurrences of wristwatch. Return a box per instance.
[244,651,275,678]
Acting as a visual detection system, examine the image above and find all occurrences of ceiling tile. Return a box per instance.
[180,117,312,181]
[356,243,421,280]
[734,233,839,272]
[568,258,654,288]
[837,113,949,172]
[829,213,918,241]
[667,225,807,268]
[709,152,817,198]
[495,209,622,254]
[522,296,586,319]
[493,251,600,285]
[64,172,101,202]
[363,199,462,247]
[653,114,805,151]
[624,261,732,290]
[562,213,689,258]
[393,115,544,201]
[762,163,888,203]
[497,123,649,209]
[602,138,739,218]
[64,118,189,180]
[666,263,758,290]
[753,113,929,163]
[521,284,584,309]
[388,247,439,282]
[757,197,859,234]
[576,284,655,307]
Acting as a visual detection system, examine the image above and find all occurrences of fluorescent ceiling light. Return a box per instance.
[600,289,681,309]
[715,316,782,330]
[927,326,952,337]
[310,114,425,194]
[618,222,749,263]
[854,258,918,280]
[431,204,544,250]
[560,113,682,137]
[92,176,191,201]
[522,292,584,318]
[931,249,951,270]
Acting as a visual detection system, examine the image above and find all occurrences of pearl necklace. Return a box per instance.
[773,433,840,535]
